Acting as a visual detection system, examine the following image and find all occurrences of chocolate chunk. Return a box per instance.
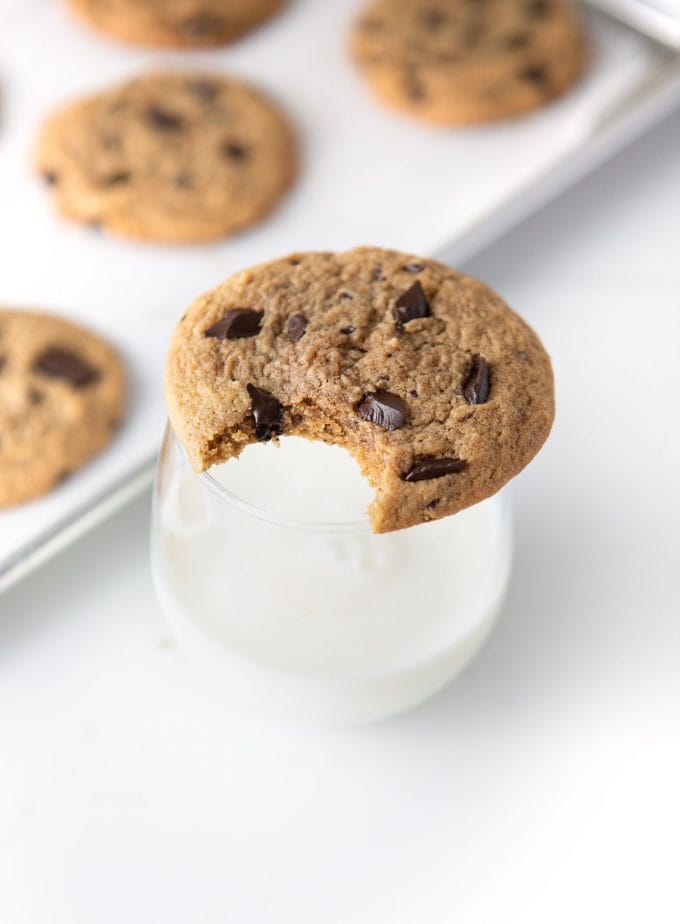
[463,355,490,405]
[505,32,530,49]
[34,347,99,388]
[465,22,485,46]
[204,309,264,340]
[421,9,446,30]
[340,326,356,335]
[174,171,193,189]
[103,171,131,187]
[404,262,424,273]
[520,64,548,88]
[372,266,385,282]
[528,0,550,17]
[0,356,5,374]
[222,141,250,161]
[394,281,430,329]
[405,70,426,101]
[404,457,466,482]
[357,390,406,431]
[287,314,307,342]
[146,106,184,132]
[247,384,284,441]
[42,170,59,186]
[186,79,220,102]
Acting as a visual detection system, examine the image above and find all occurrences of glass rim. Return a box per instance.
[170,428,372,534]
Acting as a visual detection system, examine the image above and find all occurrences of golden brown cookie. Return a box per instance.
[0,309,125,508]
[351,0,588,124]
[66,0,286,48]
[35,72,297,244]
[165,247,554,533]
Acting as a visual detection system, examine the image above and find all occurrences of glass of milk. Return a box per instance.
[151,424,513,725]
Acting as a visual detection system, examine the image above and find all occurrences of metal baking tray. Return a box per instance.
[585,0,680,49]
[1,0,679,594]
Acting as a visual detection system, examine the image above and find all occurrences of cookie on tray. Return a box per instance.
[351,0,588,124]
[0,309,125,508]
[35,72,297,244]
[165,247,554,533]
[66,0,286,48]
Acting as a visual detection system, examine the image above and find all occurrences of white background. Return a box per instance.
[2,58,680,924]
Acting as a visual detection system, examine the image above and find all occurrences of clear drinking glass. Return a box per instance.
[151,424,513,725]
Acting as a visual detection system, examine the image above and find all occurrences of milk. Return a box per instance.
[151,432,512,724]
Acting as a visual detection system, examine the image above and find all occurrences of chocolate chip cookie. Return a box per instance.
[0,309,125,508]
[165,247,554,533]
[351,0,588,124]
[66,0,286,48]
[35,72,297,243]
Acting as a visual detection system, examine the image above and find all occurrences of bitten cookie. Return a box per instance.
[35,72,296,244]
[165,247,554,533]
[0,309,125,508]
[351,0,588,124]
[66,0,286,48]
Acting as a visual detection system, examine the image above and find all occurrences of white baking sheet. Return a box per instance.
[0,0,672,591]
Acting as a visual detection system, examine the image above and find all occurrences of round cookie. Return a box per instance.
[351,0,588,124]
[66,0,286,48]
[36,72,297,244]
[0,309,125,508]
[165,247,554,533]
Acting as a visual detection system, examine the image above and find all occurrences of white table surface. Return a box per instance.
[1,108,679,924]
